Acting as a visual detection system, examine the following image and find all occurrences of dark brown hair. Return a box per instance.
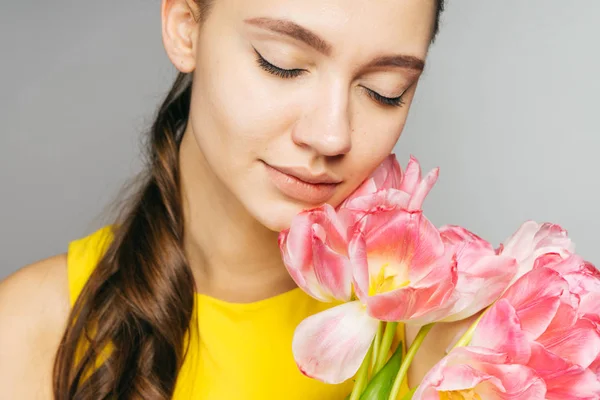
[52,1,445,398]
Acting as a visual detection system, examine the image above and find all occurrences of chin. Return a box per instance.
[259,204,303,233]
[249,198,315,233]
[244,184,349,232]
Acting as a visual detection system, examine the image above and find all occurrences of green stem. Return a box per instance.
[370,322,384,374]
[349,340,375,400]
[451,306,490,350]
[373,322,398,374]
[388,323,435,400]
[401,387,417,400]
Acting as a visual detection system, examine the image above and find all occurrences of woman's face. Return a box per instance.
[184,0,436,231]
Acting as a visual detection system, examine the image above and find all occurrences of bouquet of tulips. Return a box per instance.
[278,154,600,400]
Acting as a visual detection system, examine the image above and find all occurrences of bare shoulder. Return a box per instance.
[0,254,71,399]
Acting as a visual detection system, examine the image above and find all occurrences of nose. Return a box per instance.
[291,81,352,157]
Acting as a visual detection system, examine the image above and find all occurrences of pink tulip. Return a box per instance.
[278,203,353,303]
[349,206,458,324]
[495,267,569,340]
[534,254,600,377]
[338,153,404,207]
[465,266,600,398]
[436,225,518,322]
[535,253,600,318]
[279,203,379,384]
[492,266,600,369]
[415,262,600,399]
[280,189,458,383]
[413,346,546,400]
[339,154,439,214]
[337,155,439,248]
[398,156,440,211]
[590,357,600,381]
[415,266,600,400]
[527,341,600,400]
[496,221,575,281]
[291,301,379,384]
[470,299,532,364]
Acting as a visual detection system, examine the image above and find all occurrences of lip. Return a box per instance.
[263,162,341,204]
[268,164,342,184]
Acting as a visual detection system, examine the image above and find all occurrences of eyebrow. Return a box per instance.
[245,17,332,56]
[365,55,425,71]
[244,17,425,72]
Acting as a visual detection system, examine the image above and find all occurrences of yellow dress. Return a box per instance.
[67,226,409,399]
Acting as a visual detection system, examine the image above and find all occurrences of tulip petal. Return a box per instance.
[413,347,507,400]
[312,230,353,301]
[366,249,457,323]
[528,342,600,399]
[440,225,495,260]
[544,301,578,334]
[471,299,531,364]
[442,254,518,322]
[500,267,567,340]
[476,363,546,400]
[280,232,329,301]
[413,347,546,400]
[348,229,370,302]
[539,254,600,318]
[372,153,403,189]
[407,167,439,211]
[532,252,565,269]
[499,221,574,280]
[527,341,572,378]
[343,179,378,205]
[436,226,518,321]
[280,204,352,302]
[537,317,600,369]
[281,224,311,274]
[436,364,505,393]
[398,155,421,194]
[501,221,573,258]
[534,223,574,252]
[545,367,600,400]
[342,189,411,214]
[339,153,403,208]
[580,292,600,318]
[589,356,600,381]
[411,245,457,289]
[292,301,379,384]
[360,209,445,282]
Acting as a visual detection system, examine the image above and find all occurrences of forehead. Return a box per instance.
[220,0,436,59]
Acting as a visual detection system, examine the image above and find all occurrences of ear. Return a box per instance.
[161,0,201,73]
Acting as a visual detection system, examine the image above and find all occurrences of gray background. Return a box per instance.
[1,1,598,279]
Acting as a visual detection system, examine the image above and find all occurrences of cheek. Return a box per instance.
[190,19,300,157]
[344,95,414,181]
[193,58,301,163]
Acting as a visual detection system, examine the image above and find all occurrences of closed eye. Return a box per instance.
[254,47,406,108]
[363,87,406,108]
[254,48,305,79]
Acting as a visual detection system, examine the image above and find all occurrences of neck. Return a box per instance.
[178,129,297,303]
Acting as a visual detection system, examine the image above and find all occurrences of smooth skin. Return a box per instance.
[0,0,476,397]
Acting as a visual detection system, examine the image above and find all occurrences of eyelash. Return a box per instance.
[254,49,305,79]
[364,89,406,108]
[253,49,406,108]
